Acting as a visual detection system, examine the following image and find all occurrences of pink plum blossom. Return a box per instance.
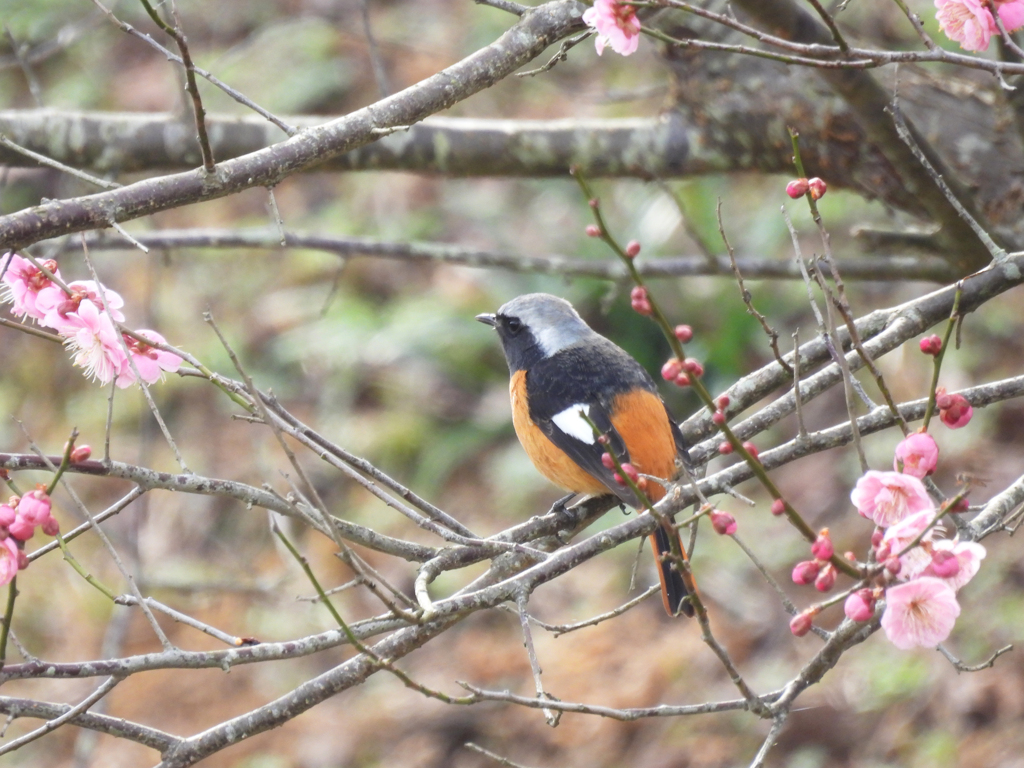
[582,0,641,56]
[996,0,1024,31]
[924,539,986,591]
[36,279,125,333]
[1,253,62,320]
[0,538,18,585]
[935,0,996,51]
[894,432,939,478]
[0,504,15,529]
[883,510,938,579]
[881,577,961,649]
[115,329,183,388]
[851,470,933,528]
[61,299,128,384]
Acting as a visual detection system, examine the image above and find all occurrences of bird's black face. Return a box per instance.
[476,311,544,373]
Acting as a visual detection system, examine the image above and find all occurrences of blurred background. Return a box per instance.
[2,1,1024,766]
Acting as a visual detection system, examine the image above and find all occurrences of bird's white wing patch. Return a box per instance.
[551,404,595,444]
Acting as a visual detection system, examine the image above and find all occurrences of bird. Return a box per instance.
[477,293,693,617]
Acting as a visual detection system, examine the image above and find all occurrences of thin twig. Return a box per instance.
[0,134,120,189]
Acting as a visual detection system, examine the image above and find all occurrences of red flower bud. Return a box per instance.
[939,392,973,429]
[589,198,599,209]
[929,549,960,578]
[718,442,733,455]
[673,372,691,388]
[884,556,902,575]
[17,550,29,570]
[919,334,942,356]
[716,395,730,410]
[770,498,785,516]
[874,542,891,562]
[585,224,601,237]
[742,442,759,460]
[808,177,827,200]
[70,445,92,463]
[786,178,810,199]
[712,411,725,425]
[41,515,60,536]
[811,529,834,561]
[681,358,704,378]
[814,563,836,592]
[790,610,815,637]
[710,509,737,535]
[625,240,641,258]
[792,560,821,585]
[844,589,875,622]
[661,359,683,381]
[601,453,615,470]
[870,529,884,547]
[674,324,693,343]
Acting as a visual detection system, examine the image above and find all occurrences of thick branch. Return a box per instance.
[0,1,585,250]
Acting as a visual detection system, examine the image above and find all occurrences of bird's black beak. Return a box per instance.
[475,313,497,327]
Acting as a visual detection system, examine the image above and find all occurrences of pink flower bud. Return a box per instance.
[814,563,837,592]
[808,177,827,200]
[938,393,973,429]
[716,395,730,410]
[742,442,759,461]
[8,518,33,541]
[661,359,683,381]
[844,589,876,622]
[884,556,902,575]
[18,489,51,525]
[681,358,704,378]
[786,178,810,198]
[790,611,814,636]
[950,497,969,513]
[630,286,653,316]
[674,324,693,343]
[0,505,14,528]
[601,453,615,470]
[874,542,891,562]
[673,372,691,388]
[614,463,639,486]
[792,560,821,585]
[597,435,610,445]
[919,335,942,356]
[70,445,92,463]
[712,411,726,425]
[625,240,641,258]
[710,509,737,535]
[718,442,733,455]
[871,529,884,547]
[585,224,601,237]
[811,529,834,561]
[588,198,599,209]
[929,549,961,578]
[770,499,785,516]
[17,550,29,570]
[40,515,60,537]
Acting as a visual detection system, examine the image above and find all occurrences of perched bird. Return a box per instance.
[477,293,693,617]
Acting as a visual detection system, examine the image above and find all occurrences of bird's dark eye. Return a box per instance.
[505,317,523,335]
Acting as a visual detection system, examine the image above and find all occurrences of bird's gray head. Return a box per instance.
[476,293,594,372]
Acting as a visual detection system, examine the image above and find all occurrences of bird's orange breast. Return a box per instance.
[511,370,607,495]
[510,370,677,501]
